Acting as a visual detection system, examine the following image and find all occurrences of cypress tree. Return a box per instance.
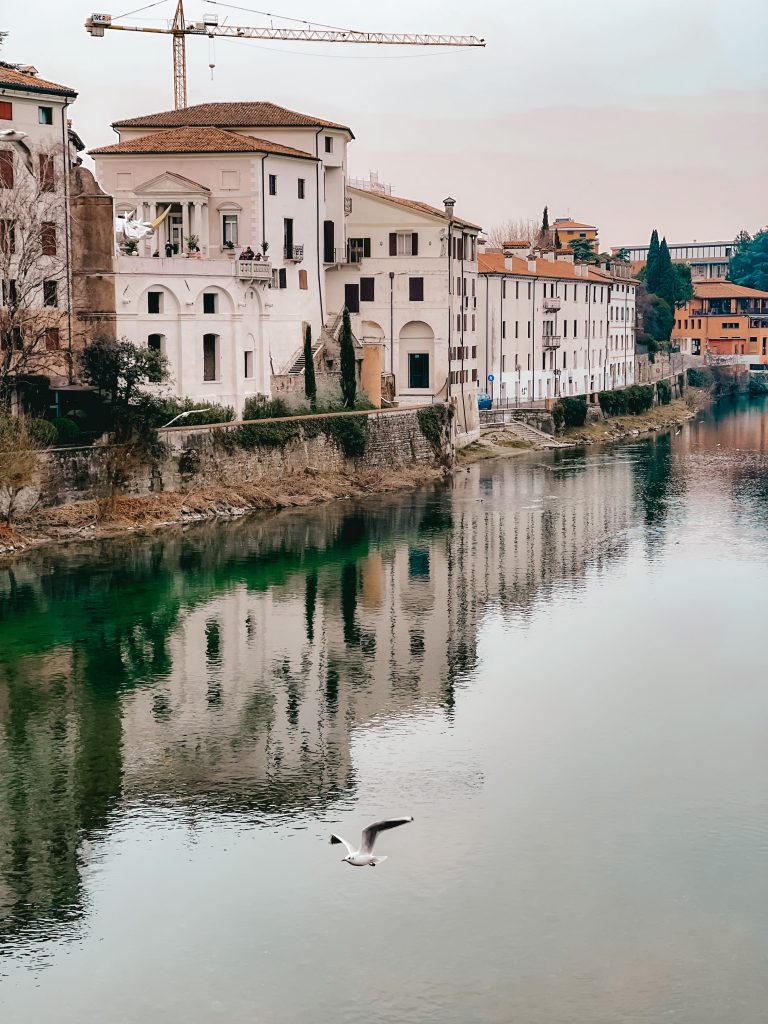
[646,229,660,292]
[303,323,316,406]
[339,308,356,408]
[657,237,676,310]
[542,206,549,232]
[554,229,562,250]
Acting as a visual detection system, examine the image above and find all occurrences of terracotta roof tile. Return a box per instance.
[89,125,315,159]
[112,101,353,135]
[0,63,76,96]
[552,218,597,231]
[349,186,481,230]
[693,281,768,300]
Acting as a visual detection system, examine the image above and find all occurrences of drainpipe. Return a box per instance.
[389,271,394,375]
[447,218,453,402]
[531,278,536,404]
[259,154,267,251]
[498,275,503,406]
[61,100,74,384]
[314,129,324,324]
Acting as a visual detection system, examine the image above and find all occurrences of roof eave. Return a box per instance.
[0,81,77,99]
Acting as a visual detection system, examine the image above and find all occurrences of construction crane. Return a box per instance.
[85,3,486,111]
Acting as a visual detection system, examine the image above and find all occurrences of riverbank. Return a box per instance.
[563,390,710,444]
[0,463,444,560]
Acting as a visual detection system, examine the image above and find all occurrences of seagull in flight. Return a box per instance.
[330,817,413,867]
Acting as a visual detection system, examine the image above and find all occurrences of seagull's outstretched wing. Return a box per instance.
[329,834,353,855]
[360,817,413,854]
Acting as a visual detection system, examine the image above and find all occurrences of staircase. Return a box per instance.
[481,412,567,448]
[287,341,324,375]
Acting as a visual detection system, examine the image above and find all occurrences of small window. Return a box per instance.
[268,174,277,196]
[43,280,58,307]
[203,292,217,314]
[203,334,218,381]
[298,178,305,199]
[0,150,13,189]
[360,277,375,302]
[44,327,60,351]
[298,269,308,290]
[41,221,57,255]
[278,268,287,289]
[38,106,54,126]
[0,101,12,120]
[147,334,163,353]
[408,353,430,389]
[409,277,424,301]
[2,279,17,307]
[244,350,253,378]
[147,291,162,314]
[222,213,238,246]
[324,136,333,153]
[39,154,55,192]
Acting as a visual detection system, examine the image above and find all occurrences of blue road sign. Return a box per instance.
[487,374,495,382]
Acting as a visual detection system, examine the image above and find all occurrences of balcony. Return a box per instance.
[323,247,348,265]
[235,260,273,282]
[543,297,561,311]
[284,244,304,262]
[542,335,562,349]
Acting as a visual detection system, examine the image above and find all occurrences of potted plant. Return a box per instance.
[261,240,270,261]
[123,238,139,256]
[185,234,201,258]
[223,239,236,258]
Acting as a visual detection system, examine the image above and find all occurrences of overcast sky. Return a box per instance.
[3,0,767,247]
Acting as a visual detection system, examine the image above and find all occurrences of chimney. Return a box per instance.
[543,251,555,263]
[528,259,537,273]
[443,196,456,220]
[556,252,574,265]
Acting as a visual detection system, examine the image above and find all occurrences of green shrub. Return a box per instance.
[552,402,565,432]
[678,372,685,394]
[657,379,672,405]
[242,395,292,421]
[321,415,369,458]
[152,397,234,427]
[27,418,57,445]
[686,366,714,389]
[560,396,588,428]
[51,416,81,444]
[599,385,654,417]
[417,405,453,451]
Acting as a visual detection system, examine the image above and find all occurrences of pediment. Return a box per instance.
[134,170,211,196]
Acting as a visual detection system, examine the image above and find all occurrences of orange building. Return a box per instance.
[552,218,599,252]
[672,282,768,363]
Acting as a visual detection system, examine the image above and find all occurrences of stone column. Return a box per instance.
[194,201,209,257]
[181,202,190,254]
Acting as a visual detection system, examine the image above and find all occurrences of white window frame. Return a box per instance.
[396,232,413,256]
[222,213,239,246]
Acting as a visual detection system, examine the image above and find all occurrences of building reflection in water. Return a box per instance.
[0,436,672,947]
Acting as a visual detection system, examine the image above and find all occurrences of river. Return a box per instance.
[1,397,767,1024]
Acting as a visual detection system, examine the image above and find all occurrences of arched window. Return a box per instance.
[203,333,219,381]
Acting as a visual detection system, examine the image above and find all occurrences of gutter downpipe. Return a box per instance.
[531,278,536,406]
[447,218,453,405]
[62,100,74,384]
[313,129,324,324]
[389,271,394,375]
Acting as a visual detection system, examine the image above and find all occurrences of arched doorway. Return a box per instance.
[399,321,435,396]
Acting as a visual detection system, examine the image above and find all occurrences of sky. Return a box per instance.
[2,0,767,248]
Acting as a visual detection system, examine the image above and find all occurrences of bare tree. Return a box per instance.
[0,140,69,407]
[484,217,539,250]
[0,414,46,524]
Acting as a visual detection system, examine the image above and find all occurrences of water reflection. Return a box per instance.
[0,399,764,956]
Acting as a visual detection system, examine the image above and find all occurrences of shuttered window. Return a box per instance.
[0,151,13,189]
[41,222,57,255]
[409,277,424,301]
[39,154,55,192]
[390,232,418,256]
[360,277,375,302]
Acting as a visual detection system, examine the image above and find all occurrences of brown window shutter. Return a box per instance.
[412,232,418,256]
[363,237,371,258]
[389,232,397,256]
[457,237,464,261]
[298,269,308,290]
[0,151,13,189]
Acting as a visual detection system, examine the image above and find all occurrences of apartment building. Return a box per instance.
[672,281,768,363]
[91,102,353,413]
[325,185,481,418]
[552,217,599,251]
[617,239,733,282]
[477,247,635,403]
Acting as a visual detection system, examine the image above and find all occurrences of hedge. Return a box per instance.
[598,385,654,416]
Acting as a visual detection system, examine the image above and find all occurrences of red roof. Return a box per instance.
[349,187,481,230]
[112,101,353,136]
[693,281,768,300]
[0,63,76,97]
[90,126,315,159]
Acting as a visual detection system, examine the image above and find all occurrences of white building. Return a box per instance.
[477,248,636,403]
[617,240,734,282]
[91,102,353,413]
[0,64,78,390]
[325,185,481,427]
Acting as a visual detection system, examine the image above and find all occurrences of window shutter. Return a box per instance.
[409,277,424,301]
[457,237,464,261]
[363,237,371,258]
[389,233,397,256]
[360,277,375,302]
[412,232,419,256]
[0,151,13,189]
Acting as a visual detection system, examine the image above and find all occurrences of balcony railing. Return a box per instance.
[235,260,272,281]
[323,247,347,264]
[542,335,562,349]
[543,297,561,311]
[284,244,304,262]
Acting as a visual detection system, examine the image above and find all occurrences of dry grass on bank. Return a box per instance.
[562,396,697,443]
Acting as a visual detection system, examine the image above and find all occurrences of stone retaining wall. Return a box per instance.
[34,407,447,509]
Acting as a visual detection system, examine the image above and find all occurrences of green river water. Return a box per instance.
[1,397,767,1023]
